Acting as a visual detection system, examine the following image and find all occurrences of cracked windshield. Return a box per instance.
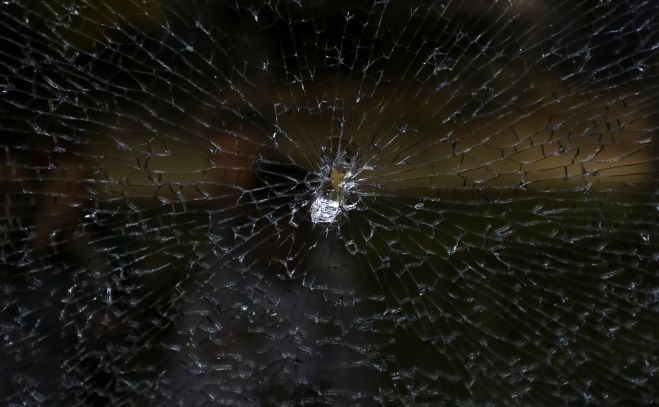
[1,0,658,405]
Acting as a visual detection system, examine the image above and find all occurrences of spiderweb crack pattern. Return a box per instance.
[1,0,658,405]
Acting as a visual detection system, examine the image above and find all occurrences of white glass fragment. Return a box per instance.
[310,196,341,223]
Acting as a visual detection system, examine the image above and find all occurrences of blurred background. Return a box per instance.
[1,0,658,405]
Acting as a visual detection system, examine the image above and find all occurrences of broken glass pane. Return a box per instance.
[1,0,658,405]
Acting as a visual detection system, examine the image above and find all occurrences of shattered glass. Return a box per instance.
[1,0,658,404]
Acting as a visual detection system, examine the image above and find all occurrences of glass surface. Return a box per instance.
[1,1,658,405]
